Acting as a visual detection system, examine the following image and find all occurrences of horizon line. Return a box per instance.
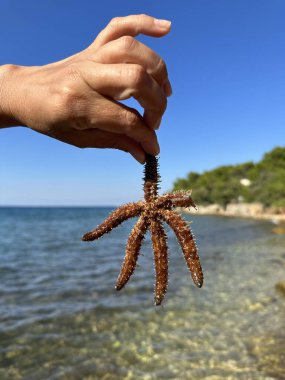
[0,204,118,208]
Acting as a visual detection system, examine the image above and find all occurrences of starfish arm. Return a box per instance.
[156,191,197,209]
[116,215,149,290]
[82,202,142,241]
[150,218,169,306]
[158,209,203,288]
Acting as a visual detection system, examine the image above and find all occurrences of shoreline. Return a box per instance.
[180,202,285,223]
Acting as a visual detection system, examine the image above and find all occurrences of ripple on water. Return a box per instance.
[0,207,285,379]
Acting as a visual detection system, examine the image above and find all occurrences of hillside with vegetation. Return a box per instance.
[173,146,285,211]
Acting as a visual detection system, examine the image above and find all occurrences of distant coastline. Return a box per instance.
[181,202,285,223]
[173,147,285,222]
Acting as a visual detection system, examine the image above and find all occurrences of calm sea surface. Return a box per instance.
[0,207,285,380]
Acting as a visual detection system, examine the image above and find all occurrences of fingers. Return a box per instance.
[93,36,172,96]
[50,128,147,164]
[93,14,171,48]
[81,62,167,130]
[85,98,160,155]
[55,86,160,157]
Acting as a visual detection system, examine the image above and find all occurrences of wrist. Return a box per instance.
[0,64,23,128]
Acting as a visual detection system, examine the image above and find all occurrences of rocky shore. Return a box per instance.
[182,202,285,223]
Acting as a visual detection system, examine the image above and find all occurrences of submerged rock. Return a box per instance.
[275,280,285,296]
[272,226,285,235]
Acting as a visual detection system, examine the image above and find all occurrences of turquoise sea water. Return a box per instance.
[0,207,285,380]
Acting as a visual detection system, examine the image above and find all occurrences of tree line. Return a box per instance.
[173,146,285,209]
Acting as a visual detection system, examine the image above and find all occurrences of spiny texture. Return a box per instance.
[82,155,203,305]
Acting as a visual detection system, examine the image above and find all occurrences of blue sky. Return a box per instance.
[0,0,284,205]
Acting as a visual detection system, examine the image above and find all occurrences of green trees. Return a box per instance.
[173,147,285,209]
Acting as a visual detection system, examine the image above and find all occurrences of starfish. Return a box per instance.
[82,155,203,305]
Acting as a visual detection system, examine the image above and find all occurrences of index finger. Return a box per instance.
[93,14,171,48]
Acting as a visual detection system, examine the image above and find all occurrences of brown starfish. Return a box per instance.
[82,155,203,305]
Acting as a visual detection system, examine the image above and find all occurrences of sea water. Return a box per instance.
[0,207,285,379]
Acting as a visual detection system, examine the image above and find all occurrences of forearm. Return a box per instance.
[0,64,22,128]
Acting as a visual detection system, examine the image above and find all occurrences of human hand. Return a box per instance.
[0,14,172,163]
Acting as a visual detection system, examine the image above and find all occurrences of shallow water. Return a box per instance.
[0,207,285,379]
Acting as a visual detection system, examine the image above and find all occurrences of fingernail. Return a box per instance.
[154,18,171,29]
[163,81,172,97]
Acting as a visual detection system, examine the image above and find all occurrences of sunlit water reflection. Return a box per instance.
[0,207,285,379]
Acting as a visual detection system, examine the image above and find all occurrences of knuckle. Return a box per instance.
[135,14,147,30]
[109,16,121,28]
[138,14,147,22]
[60,84,77,107]
[121,109,140,131]
[119,35,136,51]
[156,57,167,78]
[127,65,147,88]
[55,66,86,117]
[60,89,84,117]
